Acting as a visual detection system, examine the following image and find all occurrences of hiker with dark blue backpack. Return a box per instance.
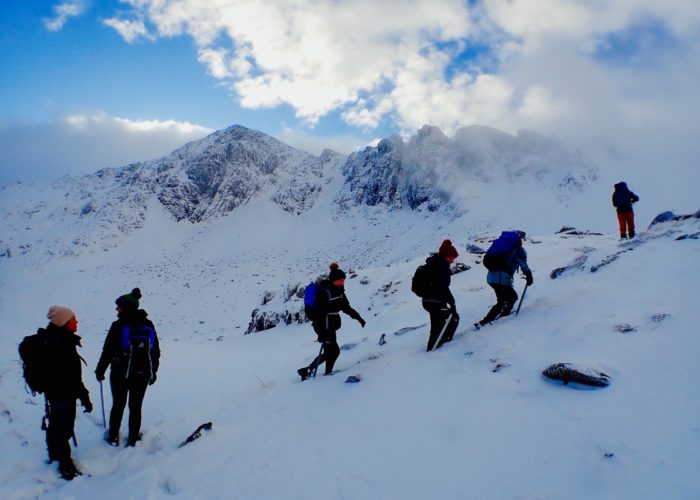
[612,181,640,239]
[297,263,366,381]
[95,288,160,447]
[475,231,533,328]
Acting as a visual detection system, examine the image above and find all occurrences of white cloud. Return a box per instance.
[102,0,700,177]
[102,17,153,43]
[0,114,212,185]
[43,0,86,31]
[276,127,371,156]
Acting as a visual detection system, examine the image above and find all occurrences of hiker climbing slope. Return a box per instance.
[418,239,460,351]
[476,231,533,328]
[297,263,366,380]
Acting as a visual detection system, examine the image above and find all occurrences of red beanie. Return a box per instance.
[438,239,458,258]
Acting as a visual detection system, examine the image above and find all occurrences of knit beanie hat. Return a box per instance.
[115,287,141,311]
[47,306,76,327]
[328,263,346,282]
[438,239,459,259]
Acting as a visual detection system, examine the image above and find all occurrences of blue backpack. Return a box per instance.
[483,231,521,272]
[121,324,156,379]
[304,282,330,321]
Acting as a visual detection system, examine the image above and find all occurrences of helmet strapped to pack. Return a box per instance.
[121,324,156,379]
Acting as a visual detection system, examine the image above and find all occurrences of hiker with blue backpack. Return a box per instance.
[297,263,366,381]
[612,181,640,239]
[475,231,533,329]
[95,288,160,447]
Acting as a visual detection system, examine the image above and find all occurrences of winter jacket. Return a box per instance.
[95,309,160,380]
[40,324,90,403]
[486,247,530,286]
[312,280,362,332]
[612,182,639,213]
[421,253,456,307]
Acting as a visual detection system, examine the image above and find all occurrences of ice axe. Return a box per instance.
[99,380,106,429]
[515,284,529,316]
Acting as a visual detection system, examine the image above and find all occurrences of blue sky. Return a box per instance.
[1,0,699,184]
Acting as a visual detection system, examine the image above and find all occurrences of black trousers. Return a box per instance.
[480,283,518,324]
[307,322,341,375]
[108,372,149,441]
[423,302,460,351]
[46,399,76,464]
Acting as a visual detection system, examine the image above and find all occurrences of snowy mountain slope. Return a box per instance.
[0,123,600,264]
[0,207,698,499]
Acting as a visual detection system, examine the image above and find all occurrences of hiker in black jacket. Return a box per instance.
[32,306,92,480]
[297,263,366,380]
[612,181,640,239]
[422,240,460,351]
[95,288,160,447]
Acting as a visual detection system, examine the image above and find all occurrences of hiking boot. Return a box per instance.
[297,367,309,381]
[104,433,119,447]
[126,432,143,447]
[58,459,80,481]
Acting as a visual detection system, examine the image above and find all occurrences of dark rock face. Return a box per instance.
[154,125,337,222]
[336,124,596,213]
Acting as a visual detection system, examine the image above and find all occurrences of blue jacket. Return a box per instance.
[487,247,530,286]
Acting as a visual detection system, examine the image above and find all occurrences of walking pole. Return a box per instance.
[99,380,106,429]
[515,284,529,316]
[311,343,324,378]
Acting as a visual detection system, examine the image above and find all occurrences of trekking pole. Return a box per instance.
[99,380,106,429]
[311,343,324,378]
[515,284,529,316]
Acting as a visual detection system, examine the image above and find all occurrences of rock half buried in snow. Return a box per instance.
[345,375,362,384]
[542,363,611,388]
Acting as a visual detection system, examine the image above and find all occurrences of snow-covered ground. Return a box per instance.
[1,179,699,499]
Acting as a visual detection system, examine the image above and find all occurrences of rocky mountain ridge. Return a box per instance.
[1,123,596,260]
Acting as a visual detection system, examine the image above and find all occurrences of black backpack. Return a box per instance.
[18,331,50,396]
[411,264,433,298]
[121,324,156,379]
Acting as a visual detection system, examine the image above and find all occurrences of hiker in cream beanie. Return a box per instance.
[47,306,76,328]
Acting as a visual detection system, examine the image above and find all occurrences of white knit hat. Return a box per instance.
[47,306,75,327]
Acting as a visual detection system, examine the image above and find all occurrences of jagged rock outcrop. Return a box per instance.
[336,125,596,212]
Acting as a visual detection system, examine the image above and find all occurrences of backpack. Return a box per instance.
[121,324,156,379]
[411,264,433,298]
[304,282,332,321]
[18,331,50,396]
[483,231,521,272]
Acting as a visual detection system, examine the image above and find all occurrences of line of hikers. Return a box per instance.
[19,182,638,480]
[296,181,639,377]
[19,289,160,480]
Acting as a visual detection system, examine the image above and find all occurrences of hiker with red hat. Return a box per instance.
[420,240,460,351]
[95,288,160,447]
[297,263,366,381]
[19,306,92,480]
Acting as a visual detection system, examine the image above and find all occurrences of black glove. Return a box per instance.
[81,397,93,413]
[524,270,534,286]
[149,373,157,386]
[358,317,366,328]
[95,371,105,382]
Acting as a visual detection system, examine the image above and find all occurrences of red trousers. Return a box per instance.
[617,211,635,237]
